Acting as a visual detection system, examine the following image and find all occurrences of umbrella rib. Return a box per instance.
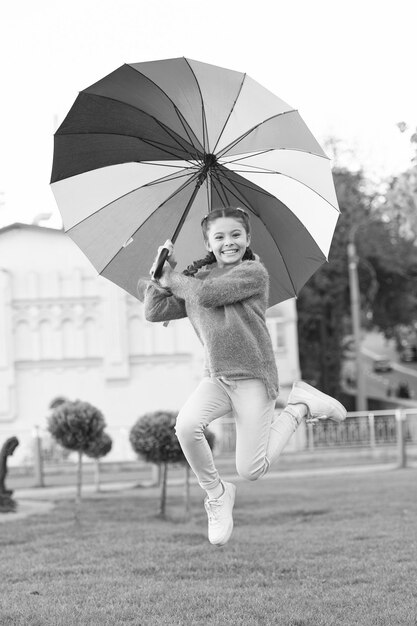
[211,169,255,215]
[71,90,204,159]
[220,147,331,166]
[222,166,340,214]
[211,73,246,155]
[217,110,330,161]
[174,108,205,161]
[216,110,295,157]
[217,110,297,158]
[219,149,274,164]
[227,166,280,175]
[58,130,201,165]
[214,171,300,295]
[65,170,196,234]
[144,169,199,187]
[140,161,198,169]
[98,172,201,276]
[211,170,232,207]
[124,64,204,156]
[184,58,209,154]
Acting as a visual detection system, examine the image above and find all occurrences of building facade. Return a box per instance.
[0,224,303,465]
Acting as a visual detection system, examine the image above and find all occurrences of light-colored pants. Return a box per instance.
[175,377,299,491]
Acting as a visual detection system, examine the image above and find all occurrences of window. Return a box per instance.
[267,320,286,352]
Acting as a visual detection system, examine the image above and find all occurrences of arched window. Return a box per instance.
[62,319,76,358]
[84,317,99,357]
[15,320,33,360]
[39,320,56,359]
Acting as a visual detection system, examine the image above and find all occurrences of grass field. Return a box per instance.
[1,468,417,625]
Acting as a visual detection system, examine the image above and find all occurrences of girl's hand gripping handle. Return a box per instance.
[150,240,177,281]
[152,248,170,280]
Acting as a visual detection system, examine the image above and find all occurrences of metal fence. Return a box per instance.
[218,408,417,461]
[2,408,417,482]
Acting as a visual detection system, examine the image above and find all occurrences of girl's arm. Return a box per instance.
[161,261,268,308]
[137,278,187,322]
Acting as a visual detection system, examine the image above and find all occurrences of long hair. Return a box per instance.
[182,207,256,277]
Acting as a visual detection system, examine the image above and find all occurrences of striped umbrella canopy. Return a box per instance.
[50,57,340,307]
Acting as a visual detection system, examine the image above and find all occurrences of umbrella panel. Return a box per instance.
[218,111,327,159]
[84,63,204,152]
[213,74,293,154]
[133,58,268,154]
[51,94,202,183]
[102,183,210,298]
[220,150,338,209]
[219,165,338,258]
[52,162,193,230]
[68,170,197,273]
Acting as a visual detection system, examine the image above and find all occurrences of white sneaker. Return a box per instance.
[287,381,347,423]
[204,481,236,546]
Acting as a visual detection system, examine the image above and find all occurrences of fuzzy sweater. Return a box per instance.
[137,260,279,400]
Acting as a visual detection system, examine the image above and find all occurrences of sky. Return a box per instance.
[0,0,416,229]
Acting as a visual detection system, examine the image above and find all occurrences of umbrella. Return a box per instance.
[50,57,340,307]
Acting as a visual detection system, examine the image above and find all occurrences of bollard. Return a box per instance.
[368,413,376,449]
[307,423,315,451]
[395,409,407,469]
[32,426,45,487]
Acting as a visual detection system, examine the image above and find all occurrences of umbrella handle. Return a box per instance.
[153,247,170,280]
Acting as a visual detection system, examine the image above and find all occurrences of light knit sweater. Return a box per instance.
[137,260,279,399]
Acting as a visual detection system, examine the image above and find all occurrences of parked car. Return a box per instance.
[373,358,392,373]
[400,346,417,363]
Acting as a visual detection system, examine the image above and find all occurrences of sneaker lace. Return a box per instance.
[206,500,222,523]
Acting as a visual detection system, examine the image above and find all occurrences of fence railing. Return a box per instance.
[2,408,416,485]
[218,408,417,467]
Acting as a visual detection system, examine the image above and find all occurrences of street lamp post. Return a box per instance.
[347,234,367,411]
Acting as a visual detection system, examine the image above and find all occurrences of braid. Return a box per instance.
[182,252,217,277]
[243,247,256,261]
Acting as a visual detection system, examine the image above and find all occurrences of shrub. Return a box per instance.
[85,432,113,492]
[130,411,215,517]
[48,400,107,501]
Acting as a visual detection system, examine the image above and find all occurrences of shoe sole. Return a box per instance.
[211,483,236,547]
[294,382,347,422]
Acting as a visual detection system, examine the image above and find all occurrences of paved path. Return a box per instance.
[2,461,415,524]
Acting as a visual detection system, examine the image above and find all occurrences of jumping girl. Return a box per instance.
[137,207,346,546]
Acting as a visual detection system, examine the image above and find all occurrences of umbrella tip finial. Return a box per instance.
[204,153,217,168]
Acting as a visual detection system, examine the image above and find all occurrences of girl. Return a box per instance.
[137,207,346,547]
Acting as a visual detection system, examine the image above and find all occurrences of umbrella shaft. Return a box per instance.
[171,166,209,244]
[154,166,209,279]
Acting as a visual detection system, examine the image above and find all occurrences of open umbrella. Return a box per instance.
[51,57,340,307]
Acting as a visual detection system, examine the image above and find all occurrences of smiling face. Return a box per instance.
[205,216,251,268]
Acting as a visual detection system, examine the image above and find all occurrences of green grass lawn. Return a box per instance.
[1,469,417,626]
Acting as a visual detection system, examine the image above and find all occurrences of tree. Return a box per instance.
[48,396,69,410]
[366,123,417,335]
[48,400,107,503]
[355,220,417,335]
[130,411,215,518]
[296,166,373,399]
[85,432,113,492]
[297,158,417,402]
